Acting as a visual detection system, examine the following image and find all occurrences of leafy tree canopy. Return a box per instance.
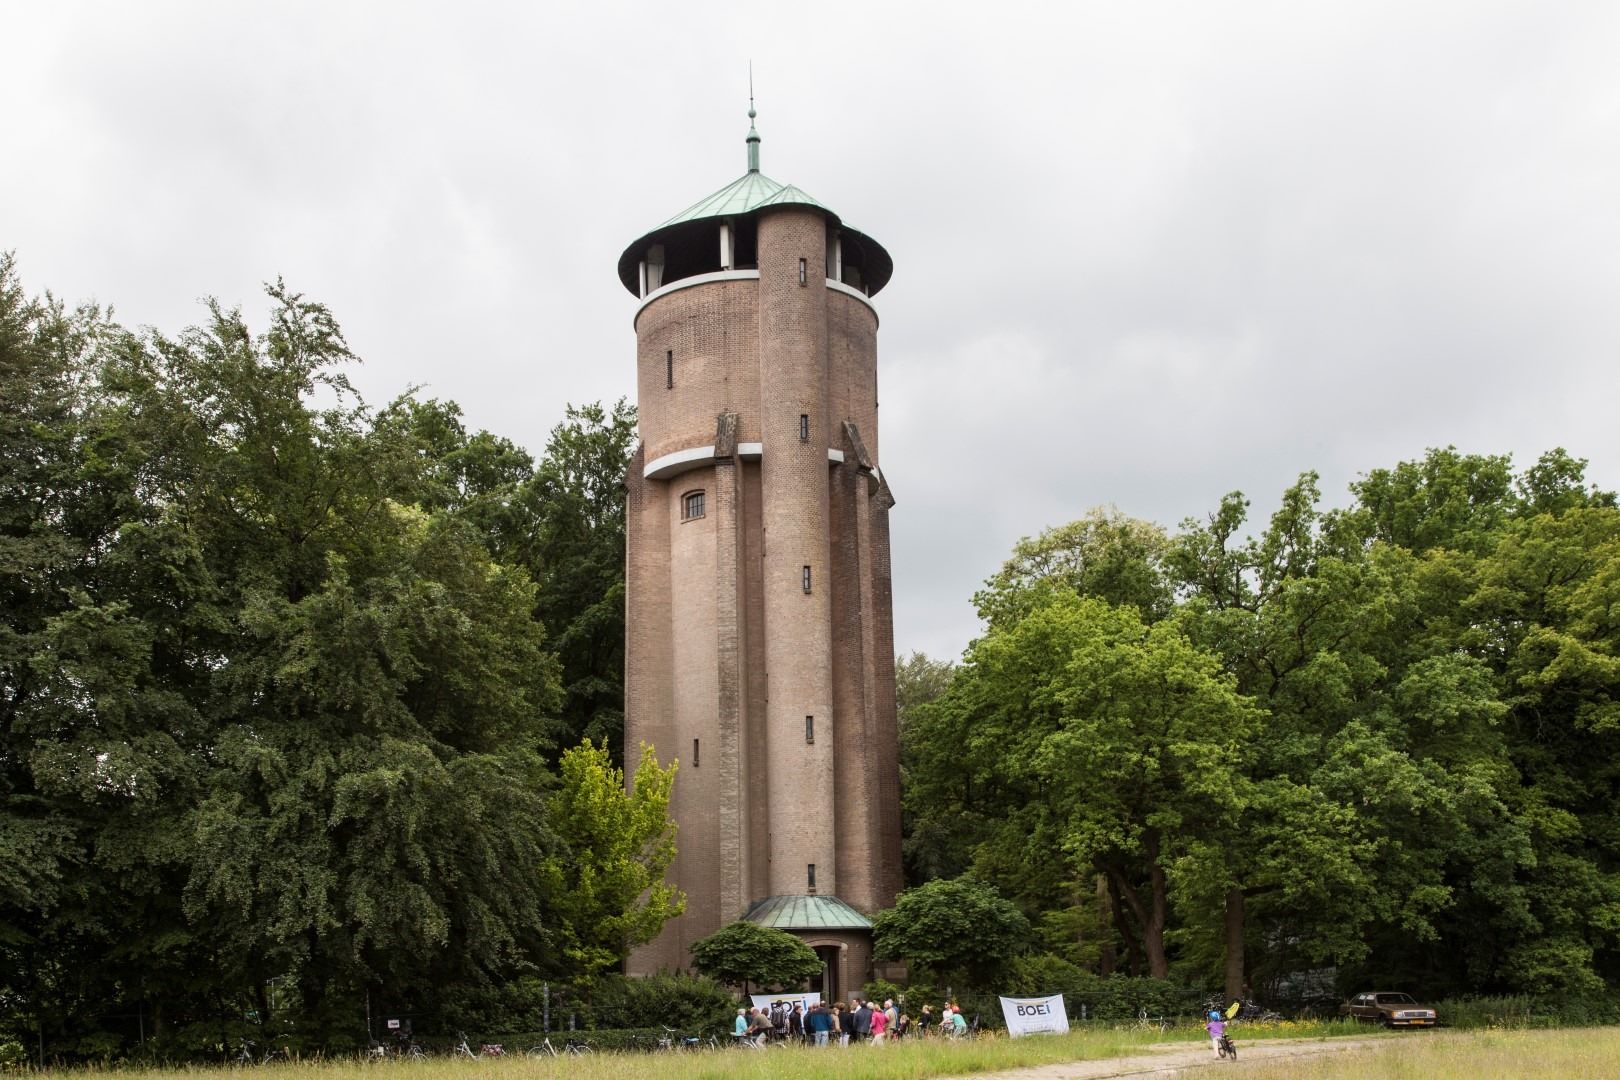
[538,739,684,983]
[687,921,820,992]
[872,876,1032,985]
[974,506,1173,628]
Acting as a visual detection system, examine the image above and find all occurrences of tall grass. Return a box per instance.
[3,1030,1218,1080]
[16,1026,1620,1079]
[1232,1026,1620,1078]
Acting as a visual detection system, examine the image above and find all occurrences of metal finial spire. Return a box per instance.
[746,64,760,172]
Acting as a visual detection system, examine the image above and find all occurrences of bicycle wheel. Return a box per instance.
[526,1044,552,1058]
[1226,1038,1237,1060]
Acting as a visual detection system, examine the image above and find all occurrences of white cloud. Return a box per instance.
[4,0,1619,661]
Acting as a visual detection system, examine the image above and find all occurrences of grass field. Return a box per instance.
[16,1025,1620,1079]
[1235,1027,1620,1078]
[9,1028,1221,1080]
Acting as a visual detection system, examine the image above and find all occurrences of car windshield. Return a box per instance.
[1375,994,1417,1005]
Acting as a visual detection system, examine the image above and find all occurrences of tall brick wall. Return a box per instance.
[635,280,763,463]
[757,208,837,898]
[827,293,879,460]
[866,477,904,907]
[741,461,771,903]
[829,447,873,909]
[668,472,720,957]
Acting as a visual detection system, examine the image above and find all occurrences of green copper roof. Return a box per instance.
[655,171,835,231]
[617,105,893,298]
[743,894,874,932]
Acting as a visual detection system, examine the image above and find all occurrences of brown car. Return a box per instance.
[1340,991,1438,1027]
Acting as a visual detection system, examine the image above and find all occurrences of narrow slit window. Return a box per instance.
[692,738,700,768]
[682,490,706,521]
[666,349,673,389]
[798,258,807,286]
[802,565,812,593]
[807,863,817,891]
[799,413,809,441]
[805,715,814,744]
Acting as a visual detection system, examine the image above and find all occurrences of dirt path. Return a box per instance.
[943,1036,1389,1079]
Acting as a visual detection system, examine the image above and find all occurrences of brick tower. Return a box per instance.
[620,104,901,999]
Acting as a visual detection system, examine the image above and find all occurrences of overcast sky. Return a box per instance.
[6,1,1619,662]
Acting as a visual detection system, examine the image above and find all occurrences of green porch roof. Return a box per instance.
[743,894,874,932]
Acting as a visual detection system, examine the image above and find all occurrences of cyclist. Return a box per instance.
[1205,1010,1226,1058]
[748,1006,771,1047]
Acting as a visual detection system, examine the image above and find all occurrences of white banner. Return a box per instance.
[749,991,821,1013]
[999,993,1069,1037]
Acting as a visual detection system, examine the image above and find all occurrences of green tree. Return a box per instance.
[370,396,637,764]
[687,921,821,994]
[7,278,568,1049]
[909,591,1256,979]
[372,396,538,548]
[1167,470,1527,998]
[537,739,684,982]
[0,254,108,1055]
[0,255,88,929]
[1348,445,1515,555]
[894,652,957,885]
[1451,503,1620,992]
[518,401,636,759]
[871,876,1032,986]
[973,506,1173,629]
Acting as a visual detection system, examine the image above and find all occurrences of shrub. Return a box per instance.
[588,973,736,1034]
[1433,992,1620,1030]
[0,1041,29,1071]
[1003,954,1192,1020]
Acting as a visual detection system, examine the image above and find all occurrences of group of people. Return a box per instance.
[731,997,971,1047]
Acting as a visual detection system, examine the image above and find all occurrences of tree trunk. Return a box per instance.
[1224,887,1246,1003]
[1104,866,1148,977]
[1112,838,1170,980]
[1096,874,1117,977]
[1143,858,1168,979]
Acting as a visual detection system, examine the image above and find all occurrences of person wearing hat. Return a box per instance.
[1205,1010,1227,1058]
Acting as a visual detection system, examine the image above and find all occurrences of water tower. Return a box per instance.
[620,104,902,998]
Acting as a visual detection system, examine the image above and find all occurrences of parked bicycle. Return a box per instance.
[1136,1008,1173,1033]
[527,1036,593,1057]
[235,1039,289,1066]
[656,1025,702,1052]
[366,1039,424,1061]
[448,1032,505,1058]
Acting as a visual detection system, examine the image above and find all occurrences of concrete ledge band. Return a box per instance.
[633,270,879,330]
[645,443,857,481]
